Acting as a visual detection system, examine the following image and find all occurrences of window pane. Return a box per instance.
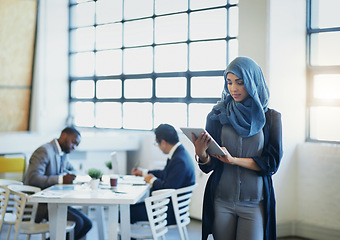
[70,2,95,28]
[70,27,95,52]
[71,80,95,99]
[190,40,226,71]
[190,8,227,40]
[311,0,340,28]
[124,0,153,20]
[154,103,187,129]
[71,102,94,127]
[191,76,224,98]
[96,23,122,50]
[155,14,188,44]
[124,47,153,74]
[96,0,122,24]
[314,74,340,99]
[155,44,187,72]
[123,102,152,130]
[190,0,227,10]
[310,106,340,142]
[124,19,153,47]
[156,77,187,98]
[310,32,340,66]
[96,80,122,99]
[96,50,122,76]
[229,39,239,62]
[155,0,187,15]
[124,78,152,98]
[70,52,95,77]
[189,103,214,127]
[95,102,122,128]
[229,6,239,37]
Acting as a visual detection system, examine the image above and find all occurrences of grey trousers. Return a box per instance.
[212,199,264,240]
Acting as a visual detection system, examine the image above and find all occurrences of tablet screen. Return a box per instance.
[180,127,226,156]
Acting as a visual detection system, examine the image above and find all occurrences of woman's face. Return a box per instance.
[226,73,249,102]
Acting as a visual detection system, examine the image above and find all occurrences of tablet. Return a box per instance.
[180,127,226,156]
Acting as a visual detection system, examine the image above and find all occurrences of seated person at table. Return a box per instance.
[130,123,196,225]
[24,127,92,240]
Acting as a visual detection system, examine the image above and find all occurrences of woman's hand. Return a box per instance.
[211,147,235,165]
[191,132,211,159]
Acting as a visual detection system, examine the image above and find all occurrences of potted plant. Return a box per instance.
[87,168,103,190]
[105,161,112,170]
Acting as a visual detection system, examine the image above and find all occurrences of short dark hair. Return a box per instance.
[154,124,179,145]
[61,127,81,137]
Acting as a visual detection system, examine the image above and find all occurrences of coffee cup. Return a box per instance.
[110,175,118,187]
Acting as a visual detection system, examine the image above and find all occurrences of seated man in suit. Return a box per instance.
[130,123,196,225]
[24,127,92,240]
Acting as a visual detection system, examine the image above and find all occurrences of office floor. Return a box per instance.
[1,207,310,240]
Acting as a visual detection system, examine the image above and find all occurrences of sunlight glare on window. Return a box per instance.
[154,103,187,129]
[70,52,95,77]
[189,103,215,127]
[95,102,122,128]
[156,77,186,98]
[310,106,340,142]
[96,80,122,99]
[96,50,122,76]
[70,2,95,28]
[155,14,188,44]
[190,0,226,10]
[190,40,226,71]
[125,79,152,99]
[123,102,153,130]
[190,8,226,40]
[314,74,340,99]
[310,32,340,66]
[71,80,94,99]
[96,0,122,24]
[311,0,340,28]
[72,102,95,127]
[124,47,153,74]
[70,27,95,52]
[96,24,122,50]
[124,0,153,20]
[124,19,153,47]
[155,0,187,14]
[155,44,188,72]
[191,76,224,98]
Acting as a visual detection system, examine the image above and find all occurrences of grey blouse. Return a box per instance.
[215,125,264,203]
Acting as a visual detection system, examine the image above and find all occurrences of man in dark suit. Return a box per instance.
[24,127,92,240]
[130,123,196,225]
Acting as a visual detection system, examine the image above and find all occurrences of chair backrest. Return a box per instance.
[0,153,26,181]
[0,185,11,232]
[171,184,197,240]
[145,189,175,240]
[6,187,27,240]
[7,185,41,224]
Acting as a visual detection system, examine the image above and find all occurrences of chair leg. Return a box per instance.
[26,234,31,240]
[6,225,12,240]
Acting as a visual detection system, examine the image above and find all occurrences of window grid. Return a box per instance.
[306,0,340,143]
[68,0,238,130]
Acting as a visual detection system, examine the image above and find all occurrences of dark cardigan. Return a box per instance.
[199,108,283,240]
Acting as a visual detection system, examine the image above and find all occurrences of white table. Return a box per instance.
[28,181,149,240]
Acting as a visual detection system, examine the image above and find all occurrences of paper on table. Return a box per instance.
[33,190,68,198]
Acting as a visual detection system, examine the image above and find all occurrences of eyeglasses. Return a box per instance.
[153,140,160,146]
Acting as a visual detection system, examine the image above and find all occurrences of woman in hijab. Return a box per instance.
[192,56,283,240]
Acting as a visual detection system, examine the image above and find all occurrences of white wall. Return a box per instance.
[1,1,340,239]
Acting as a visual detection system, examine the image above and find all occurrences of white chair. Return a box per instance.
[170,184,197,240]
[4,186,27,240]
[0,179,23,237]
[129,189,175,240]
[6,184,75,240]
[0,185,11,233]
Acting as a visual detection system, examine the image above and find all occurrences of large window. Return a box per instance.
[69,0,239,130]
[307,0,340,142]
